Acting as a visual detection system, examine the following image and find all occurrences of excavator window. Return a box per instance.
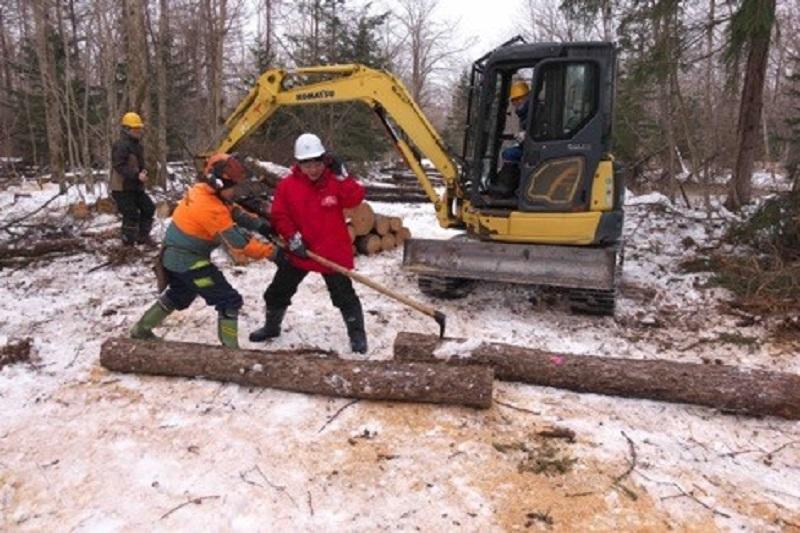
[530,61,599,142]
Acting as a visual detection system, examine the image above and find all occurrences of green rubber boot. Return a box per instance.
[130,300,172,340]
[218,316,239,349]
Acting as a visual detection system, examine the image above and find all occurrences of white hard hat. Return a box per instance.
[294,133,326,160]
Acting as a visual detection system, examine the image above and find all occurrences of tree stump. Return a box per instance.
[393,332,800,420]
[344,202,375,236]
[100,337,493,408]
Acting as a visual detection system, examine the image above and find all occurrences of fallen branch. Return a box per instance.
[160,495,220,520]
[611,431,638,500]
[318,399,360,433]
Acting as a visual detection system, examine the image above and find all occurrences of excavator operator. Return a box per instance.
[130,153,281,348]
[489,80,530,198]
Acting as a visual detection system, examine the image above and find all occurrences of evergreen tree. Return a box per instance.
[441,69,470,156]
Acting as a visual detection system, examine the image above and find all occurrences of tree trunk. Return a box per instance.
[32,0,65,185]
[100,337,493,409]
[726,0,776,210]
[122,0,155,177]
[702,0,716,211]
[393,332,800,420]
[156,0,169,188]
[0,7,13,158]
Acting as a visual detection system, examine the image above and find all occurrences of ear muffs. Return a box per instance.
[204,153,249,190]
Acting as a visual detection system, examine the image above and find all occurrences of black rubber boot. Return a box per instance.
[248,307,287,342]
[487,162,521,198]
[137,219,155,246]
[341,303,368,354]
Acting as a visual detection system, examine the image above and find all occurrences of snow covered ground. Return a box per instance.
[1,176,799,531]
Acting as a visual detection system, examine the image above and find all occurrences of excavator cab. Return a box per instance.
[467,42,619,219]
[405,41,623,314]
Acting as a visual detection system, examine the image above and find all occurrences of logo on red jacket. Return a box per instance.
[321,195,338,207]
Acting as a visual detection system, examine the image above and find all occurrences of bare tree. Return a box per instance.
[517,0,596,42]
[392,0,473,110]
[154,0,169,186]
[32,0,65,185]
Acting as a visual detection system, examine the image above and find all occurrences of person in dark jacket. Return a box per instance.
[110,112,155,246]
[130,153,280,348]
[249,133,368,353]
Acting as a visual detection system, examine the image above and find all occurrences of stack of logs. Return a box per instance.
[344,202,412,256]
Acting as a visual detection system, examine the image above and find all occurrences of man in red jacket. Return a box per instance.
[249,133,368,353]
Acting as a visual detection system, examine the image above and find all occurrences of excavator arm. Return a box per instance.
[212,64,462,228]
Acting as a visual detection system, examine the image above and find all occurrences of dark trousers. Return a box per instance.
[163,264,243,317]
[112,190,155,244]
[264,262,360,313]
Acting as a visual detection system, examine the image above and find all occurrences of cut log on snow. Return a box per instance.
[101,337,493,408]
[355,234,382,255]
[395,227,411,245]
[364,191,428,203]
[389,217,402,232]
[344,202,375,236]
[380,233,396,250]
[393,332,800,420]
[373,215,391,235]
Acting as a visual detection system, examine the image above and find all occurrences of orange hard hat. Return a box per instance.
[204,153,247,185]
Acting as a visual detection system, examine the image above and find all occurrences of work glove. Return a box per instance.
[256,217,273,239]
[287,231,309,258]
[324,153,348,181]
[271,246,289,267]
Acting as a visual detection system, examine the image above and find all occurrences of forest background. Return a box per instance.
[0,0,797,212]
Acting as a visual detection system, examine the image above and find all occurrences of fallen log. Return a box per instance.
[393,332,800,420]
[101,337,493,409]
[0,238,83,259]
[364,191,429,203]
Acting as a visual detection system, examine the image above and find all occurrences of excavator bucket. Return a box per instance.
[402,238,617,291]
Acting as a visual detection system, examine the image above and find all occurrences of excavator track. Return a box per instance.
[567,288,616,316]
[417,275,475,300]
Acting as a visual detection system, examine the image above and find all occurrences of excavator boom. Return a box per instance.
[214,64,462,228]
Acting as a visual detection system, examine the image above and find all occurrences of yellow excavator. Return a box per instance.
[212,39,622,315]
